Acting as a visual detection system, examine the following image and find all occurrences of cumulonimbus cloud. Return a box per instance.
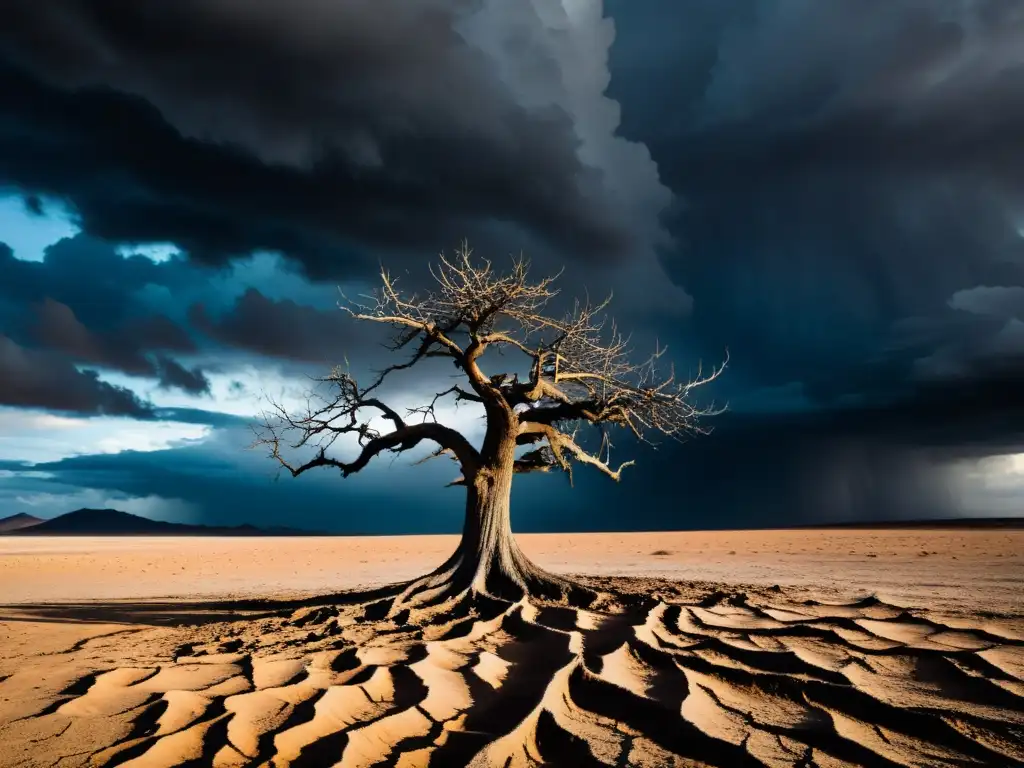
[0,0,676,304]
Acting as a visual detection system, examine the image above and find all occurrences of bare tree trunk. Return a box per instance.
[459,459,529,595]
[389,438,581,616]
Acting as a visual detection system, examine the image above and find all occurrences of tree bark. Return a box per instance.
[459,459,528,595]
[389,435,581,616]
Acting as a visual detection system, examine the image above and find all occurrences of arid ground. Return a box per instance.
[1,529,1022,767]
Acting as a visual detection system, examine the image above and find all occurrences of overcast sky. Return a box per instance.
[1,0,1023,532]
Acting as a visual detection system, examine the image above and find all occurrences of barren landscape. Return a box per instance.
[4,0,1024,764]
[1,528,1022,767]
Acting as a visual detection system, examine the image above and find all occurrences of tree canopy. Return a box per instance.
[254,243,726,488]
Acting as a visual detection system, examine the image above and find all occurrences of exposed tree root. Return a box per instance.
[388,544,597,621]
[17,581,1021,768]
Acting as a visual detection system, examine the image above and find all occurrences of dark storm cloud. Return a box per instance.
[32,298,209,394]
[607,0,1024,429]
[558,0,1024,522]
[611,0,1024,177]
[4,0,1024,528]
[0,237,212,397]
[0,237,190,334]
[0,232,393,387]
[0,0,671,281]
[153,356,211,395]
[0,334,152,417]
[0,234,411,428]
[189,289,370,364]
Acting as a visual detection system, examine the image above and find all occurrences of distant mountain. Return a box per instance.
[4,508,325,536]
[0,513,44,532]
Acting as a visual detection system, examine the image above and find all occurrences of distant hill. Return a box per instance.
[4,508,325,536]
[0,513,44,532]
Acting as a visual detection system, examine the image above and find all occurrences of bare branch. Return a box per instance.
[517,422,635,485]
[258,241,725,491]
[257,420,479,480]
[252,366,481,484]
[406,384,483,424]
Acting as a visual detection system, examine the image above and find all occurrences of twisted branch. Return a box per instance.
[256,241,725,488]
[252,365,481,482]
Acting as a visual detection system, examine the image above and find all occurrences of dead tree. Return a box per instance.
[254,243,726,613]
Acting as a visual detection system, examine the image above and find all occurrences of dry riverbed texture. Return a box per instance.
[0,529,1022,767]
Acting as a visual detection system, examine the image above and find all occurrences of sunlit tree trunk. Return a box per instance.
[390,423,574,615]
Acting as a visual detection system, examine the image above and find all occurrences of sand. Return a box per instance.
[0,529,1022,766]
[2,528,1021,610]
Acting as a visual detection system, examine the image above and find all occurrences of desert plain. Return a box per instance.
[0,527,1022,767]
